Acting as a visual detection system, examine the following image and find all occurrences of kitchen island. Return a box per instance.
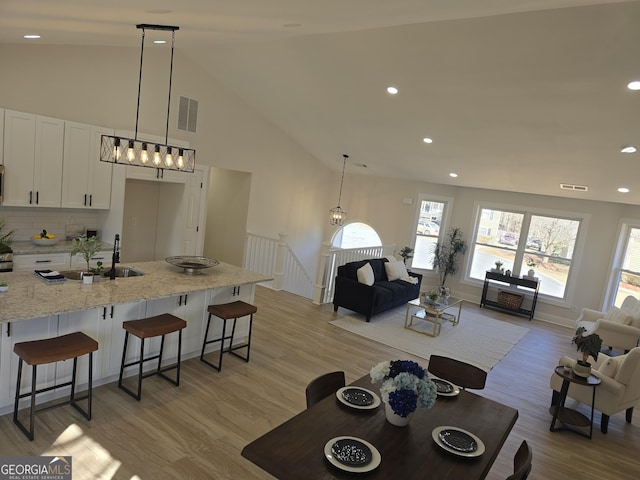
[0,260,270,413]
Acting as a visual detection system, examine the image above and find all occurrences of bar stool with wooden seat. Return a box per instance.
[118,313,187,401]
[201,300,257,371]
[13,331,99,441]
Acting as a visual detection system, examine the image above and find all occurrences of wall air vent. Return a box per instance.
[560,183,588,192]
[178,96,198,133]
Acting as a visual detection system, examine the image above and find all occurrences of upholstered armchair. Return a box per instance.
[575,296,640,352]
[549,347,640,433]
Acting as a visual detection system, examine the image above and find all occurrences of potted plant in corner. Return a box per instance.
[71,234,101,278]
[571,326,602,377]
[399,246,414,265]
[432,227,466,293]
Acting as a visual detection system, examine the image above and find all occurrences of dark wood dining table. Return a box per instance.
[241,374,519,479]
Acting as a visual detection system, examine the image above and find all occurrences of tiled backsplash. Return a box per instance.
[0,207,98,241]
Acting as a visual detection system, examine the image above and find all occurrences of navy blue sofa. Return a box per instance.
[332,258,422,322]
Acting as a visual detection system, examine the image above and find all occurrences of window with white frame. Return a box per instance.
[468,206,581,299]
[411,197,450,270]
[610,225,640,307]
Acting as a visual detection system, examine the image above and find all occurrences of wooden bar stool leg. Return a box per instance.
[200,314,213,362]
[220,318,228,369]
[176,329,182,385]
[158,334,166,374]
[118,331,130,389]
[13,358,23,426]
[136,338,145,400]
[70,357,78,402]
[229,313,253,362]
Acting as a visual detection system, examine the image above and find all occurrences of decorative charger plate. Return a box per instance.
[166,256,219,274]
[432,378,461,397]
[431,426,485,458]
[336,387,381,410]
[324,436,381,473]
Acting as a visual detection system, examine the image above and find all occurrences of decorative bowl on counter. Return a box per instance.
[166,256,219,274]
[32,237,59,246]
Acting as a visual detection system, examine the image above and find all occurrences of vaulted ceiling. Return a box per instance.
[3,0,640,204]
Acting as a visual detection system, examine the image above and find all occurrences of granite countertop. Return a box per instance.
[0,260,271,323]
[10,240,113,255]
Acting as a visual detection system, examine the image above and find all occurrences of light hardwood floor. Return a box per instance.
[1,286,639,479]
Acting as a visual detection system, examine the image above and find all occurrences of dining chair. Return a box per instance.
[427,355,487,390]
[505,440,532,480]
[305,371,346,408]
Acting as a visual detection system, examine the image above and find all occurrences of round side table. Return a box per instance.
[549,365,601,439]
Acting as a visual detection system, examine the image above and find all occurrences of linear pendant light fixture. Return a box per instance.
[329,154,349,225]
[100,24,195,173]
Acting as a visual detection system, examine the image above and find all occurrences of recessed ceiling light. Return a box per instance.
[621,146,637,153]
[618,187,630,193]
[153,40,166,44]
[423,137,433,144]
[628,81,640,90]
[386,86,398,95]
[449,173,458,178]
[24,34,40,39]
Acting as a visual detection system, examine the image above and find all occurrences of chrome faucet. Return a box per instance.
[109,234,120,280]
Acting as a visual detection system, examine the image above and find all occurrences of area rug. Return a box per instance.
[330,306,529,371]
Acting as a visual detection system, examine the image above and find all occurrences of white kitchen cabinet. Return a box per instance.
[2,110,64,207]
[0,316,58,411]
[13,252,70,272]
[57,308,110,385]
[100,301,146,379]
[144,290,209,361]
[62,122,113,209]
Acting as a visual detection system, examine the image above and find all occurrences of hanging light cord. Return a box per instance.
[336,154,348,207]
[165,30,176,146]
[133,24,179,144]
[134,27,146,141]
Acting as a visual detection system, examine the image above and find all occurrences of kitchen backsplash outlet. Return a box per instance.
[0,207,98,241]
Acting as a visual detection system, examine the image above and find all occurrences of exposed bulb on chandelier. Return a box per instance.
[141,143,149,163]
[153,145,162,166]
[126,141,135,162]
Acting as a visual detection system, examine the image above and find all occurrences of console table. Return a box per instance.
[480,271,539,320]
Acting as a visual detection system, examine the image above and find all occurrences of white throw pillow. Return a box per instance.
[357,262,375,286]
[604,306,632,325]
[385,260,408,282]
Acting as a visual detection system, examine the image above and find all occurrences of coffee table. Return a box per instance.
[404,296,463,337]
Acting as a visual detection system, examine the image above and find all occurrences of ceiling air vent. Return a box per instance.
[560,183,588,192]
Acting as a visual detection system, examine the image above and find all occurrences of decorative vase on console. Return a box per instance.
[370,360,437,427]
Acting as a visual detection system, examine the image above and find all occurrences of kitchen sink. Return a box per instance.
[59,267,144,280]
[102,266,144,278]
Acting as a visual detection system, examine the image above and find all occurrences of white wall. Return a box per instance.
[0,44,333,280]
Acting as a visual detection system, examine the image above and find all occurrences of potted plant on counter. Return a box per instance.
[71,234,101,276]
[0,219,14,254]
[571,327,602,377]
